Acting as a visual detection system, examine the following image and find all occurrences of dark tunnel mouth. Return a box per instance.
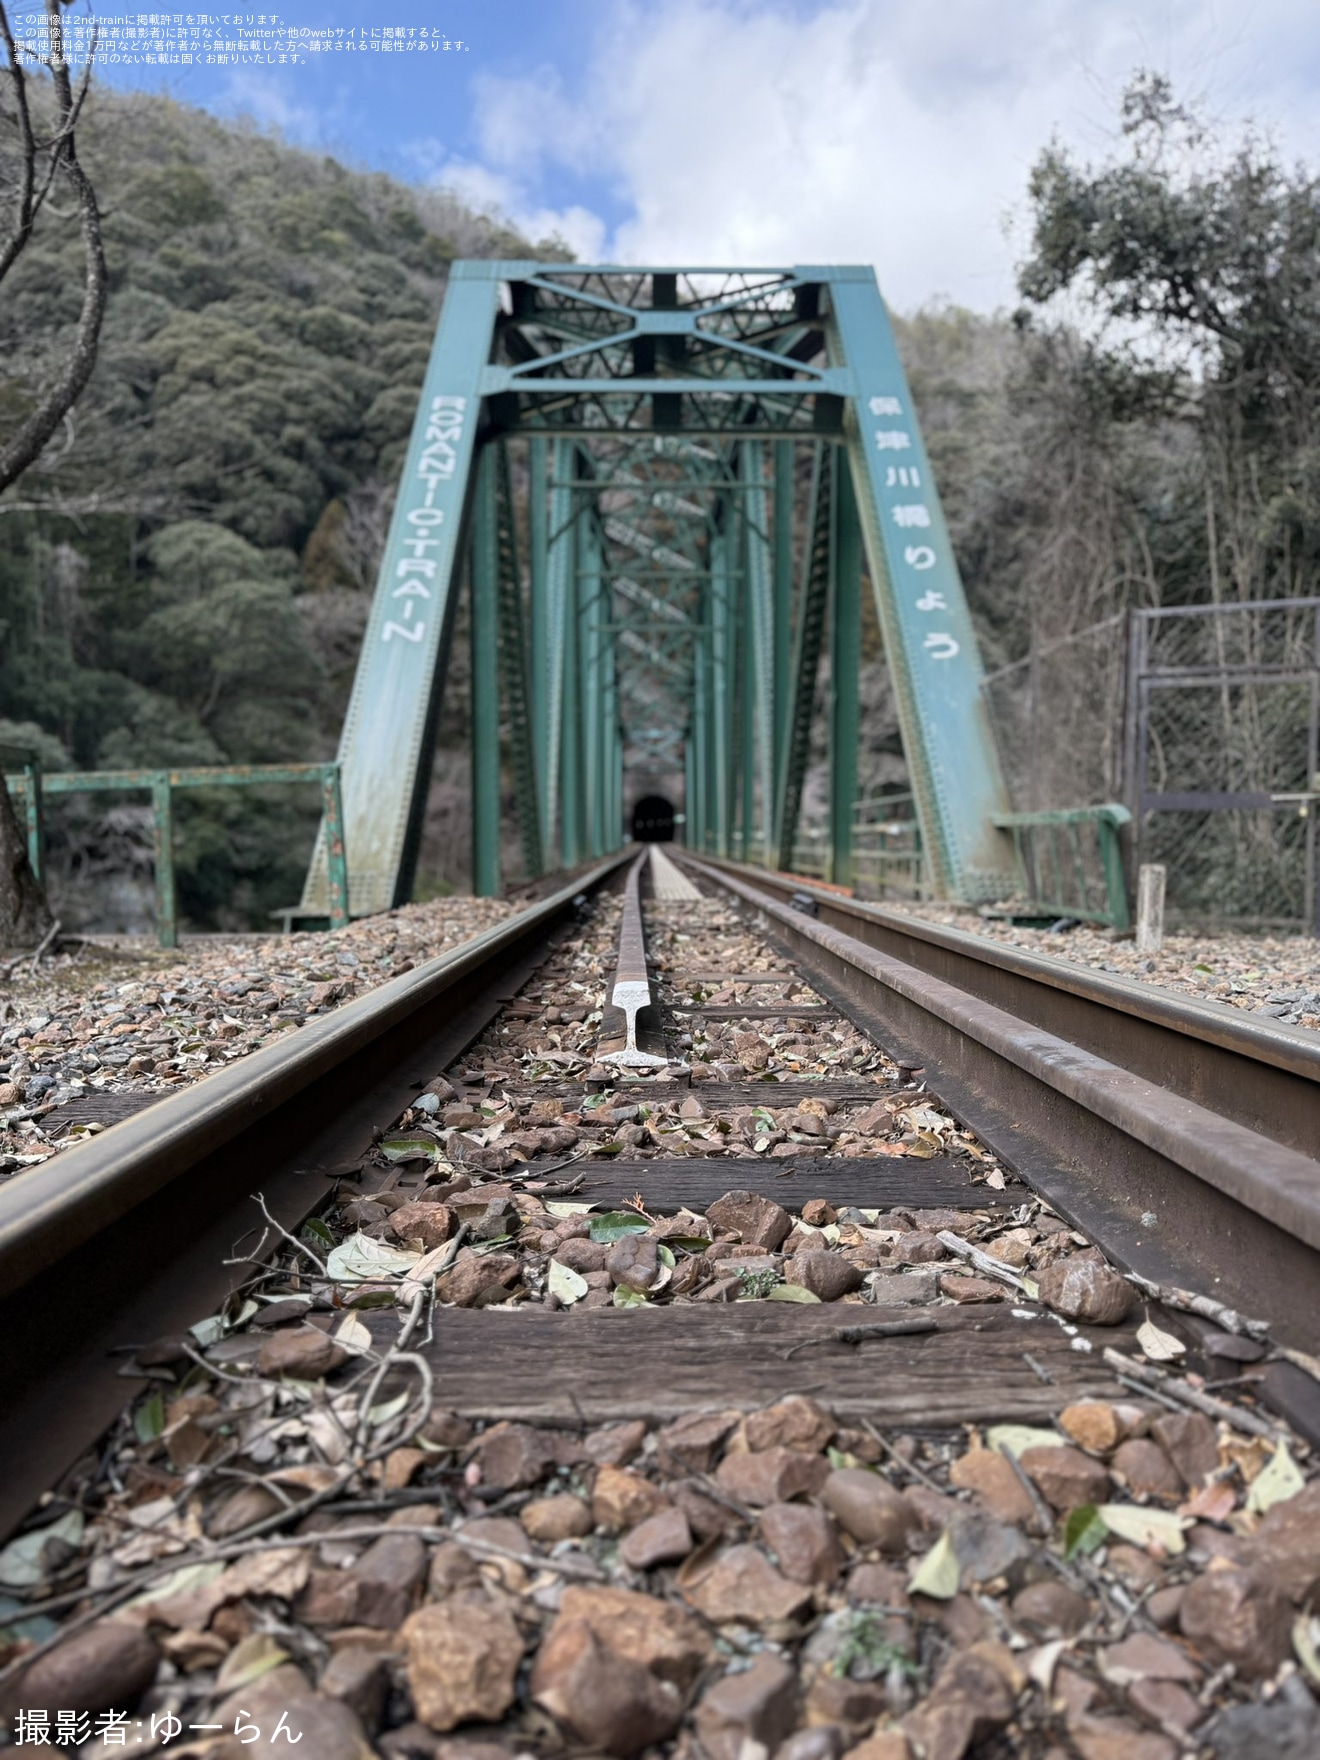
[631,794,675,843]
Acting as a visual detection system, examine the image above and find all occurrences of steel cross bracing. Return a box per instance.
[300,265,1015,915]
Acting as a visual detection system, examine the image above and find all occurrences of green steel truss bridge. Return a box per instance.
[299,263,1017,917]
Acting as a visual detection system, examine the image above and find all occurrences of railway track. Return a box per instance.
[1,849,1318,1758]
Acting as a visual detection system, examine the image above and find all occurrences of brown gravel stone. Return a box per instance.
[948,1447,1036,1525]
[386,1201,454,1249]
[1035,1258,1133,1324]
[256,1327,348,1379]
[427,1542,482,1600]
[434,1252,521,1307]
[591,1463,669,1531]
[345,1532,427,1628]
[821,1469,921,1552]
[846,1562,910,1606]
[805,1676,890,1736]
[1240,1481,1320,1602]
[1019,1444,1111,1510]
[582,1418,648,1465]
[1179,1567,1293,1678]
[1147,1585,1186,1629]
[319,1646,389,1729]
[520,1494,594,1543]
[467,1422,556,1491]
[417,1410,474,1451]
[1106,1543,1163,1594]
[745,1395,834,1454]
[779,1727,848,1760]
[401,1601,526,1731]
[1149,1412,1218,1489]
[1058,1401,1143,1454]
[656,1411,740,1472]
[549,1585,713,1688]
[683,1543,815,1626]
[695,1653,799,1760]
[1011,1580,1091,1637]
[758,1502,844,1585]
[802,1199,838,1225]
[1111,1437,1184,1500]
[208,1483,284,1538]
[717,1445,830,1507]
[456,1515,532,1574]
[901,1645,1015,1760]
[1102,1632,1199,1684]
[619,1506,694,1569]
[1068,1719,1177,1760]
[938,1272,1008,1302]
[1126,1679,1205,1734]
[531,1619,683,1756]
[705,1189,793,1249]
[554,1237,610,1273]
[671,1479,744,1540]
[12,1620,160,1716]
[606,1233,661,1290]
[788,1251,864,1301]
[839,1735,912,1760]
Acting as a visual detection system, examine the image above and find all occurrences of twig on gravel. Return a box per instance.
[936,1230,1033,1295]
[252,1191,328,1278]
[1102,1348,1283,1441]
[859,1419,949,1496]
[1002,1444,1054,1536]
[1124,1273,1270,1340]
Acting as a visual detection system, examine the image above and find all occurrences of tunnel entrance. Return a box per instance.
[631,795,675,843]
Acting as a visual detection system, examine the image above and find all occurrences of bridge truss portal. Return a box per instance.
[300,263,1015,916]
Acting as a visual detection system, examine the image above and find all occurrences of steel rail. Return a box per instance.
[601,851,667,1068]
[685,854,1320,1159]
[0,854,631,1539]
[677,854,1320,1377]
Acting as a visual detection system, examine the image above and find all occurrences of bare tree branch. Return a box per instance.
[0,0,107,497]
[0,1,37,278]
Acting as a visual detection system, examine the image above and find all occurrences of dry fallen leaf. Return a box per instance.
[1178,1481,1237,1523]
[1136,1318,1186,1361]
[908,1528,960,1599]
[1246,1442,1305,1514]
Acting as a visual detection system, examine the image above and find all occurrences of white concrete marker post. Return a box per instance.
[1135,863,1166,956]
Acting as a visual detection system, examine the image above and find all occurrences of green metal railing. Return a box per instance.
[2,757,349,949]
[993,804,1131,929]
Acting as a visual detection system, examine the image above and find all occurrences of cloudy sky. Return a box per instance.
[65,0,1320,312]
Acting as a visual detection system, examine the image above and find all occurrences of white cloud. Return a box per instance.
[451,0,1320,313]
[426,155,608,259]
[221,69,325,146]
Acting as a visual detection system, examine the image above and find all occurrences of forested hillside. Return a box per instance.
[0,83,564,928]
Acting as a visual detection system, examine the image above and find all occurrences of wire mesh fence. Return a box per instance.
[980,599,1320,931]
[1129,600,1320,931]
